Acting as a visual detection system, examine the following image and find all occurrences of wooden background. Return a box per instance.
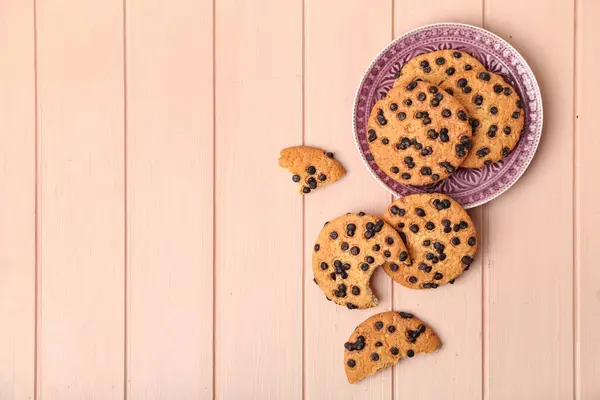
[0,0,598,399]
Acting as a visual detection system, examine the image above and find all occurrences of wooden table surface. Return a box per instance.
[1,0,598,399]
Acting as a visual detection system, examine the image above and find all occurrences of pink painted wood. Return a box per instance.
[0,0,597,399]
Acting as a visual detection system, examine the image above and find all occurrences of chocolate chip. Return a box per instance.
[351,286,360,295]
[326,151,334,158]
[399,312,414,319]
[422,282,439,289]
[307,177,317,189]
[423,66,431,73]
[409,224,419,233]
[476,147,490,158]
[408,276,418,284]
[407,350,415,357]
[420,166,432,176]
[474,95,483,106]
[307,165,316,175]
[417,92,427,101]
[341,242,349,251]
[346,303,357,309]
[465,64,473,71]
[479,72,491,81]
[504,87,512,96]
[386,237,394,245]
[401,173,411,180]
[384,250,391,257]
[457,110,467,121]
[462,255,473,265]
[374,220,384,232]
[484,160,492,166]
[375,321,384,329]
[318,174,327,181]
[426,253,434,260]
[425,222,435,230]
[494,84,503,94]
[406,81,418,91]
[360,263,369,271]
[302,187,311,194]
[314,244,320,252]
[381,138,389,145]
[446,67,456,76]
[468,236,476,246]
[397,111,407,120]
[404,99,413,106]
[512,111,520,119]
[504,126,512,135]
[365,256,375,264]
[428,129,438,139]
[399,232,407,244]
[391,166,399,174]
[391,347,399,355]
[390,263,399,272]
[377,114,388,126]
[292,174,300,182]
[415,208,426,217]
[517,99,523,109]
[375,341,383,347]
[350,246,360,256]
[347,359,356,367]
[429,86,438,94]
[390,103,398,111]
[371,353,380,361]
[502,147,510,157]
[445,88,454,95]
[464,86,472,94]
[366,222,374,230]
[453,51,462,58]
[442,109,452,118]
[372,244,381,251]
[488,124,498,137]
[388,325,396,333]
[439,129,449,142]
[364,230,374,239]
[415,111,424,119]
[399,251,408,261]
[457,78,467,88]
[451,237,461,246]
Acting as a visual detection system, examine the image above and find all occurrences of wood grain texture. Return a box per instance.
[575,0,600,398]
[393,2,484,399]
[36,0,125,397]
[0,1,36,398]
[303,1,394,398]
[125,0,213,398]
[214,0,303,398]
[485,0,574,398]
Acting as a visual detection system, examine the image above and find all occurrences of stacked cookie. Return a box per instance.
[367,50,524,183]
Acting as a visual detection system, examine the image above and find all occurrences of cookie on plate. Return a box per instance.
[393,50,485,88]
[382,193,477,289]
[344,311,441,383]
[439,70,525,168]
[279,146,346,194]
[313,213,411,309]
[367,80,473,186]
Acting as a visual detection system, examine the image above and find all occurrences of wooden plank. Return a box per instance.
[484,0,574,398]
[303,1,393,398]
[392,2,484,399]
[36,0,125,397]
[0,1,36,399]
[214,0,303,398]
[125,0,213,398]
[575,0,600,398]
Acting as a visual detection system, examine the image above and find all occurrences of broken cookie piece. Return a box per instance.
[278,146,346,194]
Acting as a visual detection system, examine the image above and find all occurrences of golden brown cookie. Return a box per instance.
[382,193,477,289]
[312,213,411,309]
[367,80,472,186]
[439,70,525,168]
[344,311,441,384]
[393,50,485,88]
[278,146,346,194]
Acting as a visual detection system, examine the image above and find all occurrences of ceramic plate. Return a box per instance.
[352,23,543,208]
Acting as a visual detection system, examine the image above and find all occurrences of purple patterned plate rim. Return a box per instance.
[352,22,543,209]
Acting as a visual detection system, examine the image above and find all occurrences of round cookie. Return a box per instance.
[367,80,473,186]
[312,213,411,309]
[279,146,346,194]
[382,193,477,289]
[393,50,485,88]
[439,70,525,168]
[344,311,441,384]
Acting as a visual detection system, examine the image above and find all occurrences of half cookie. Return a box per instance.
[312,213,410,309]
[367,80,472,186]
[393,49,485,88]
[439,70,525,168]
[382,193,477,289]
[278,146,346,194]
[344,311,441,383]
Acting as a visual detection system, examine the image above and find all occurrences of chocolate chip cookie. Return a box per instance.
[393,50,485,88]
[344,311,441,383]
[367,81,473,185]
[313,213,411,309]
[439,70,525,168]
[382,193,477,289]
[279,146,346,194]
